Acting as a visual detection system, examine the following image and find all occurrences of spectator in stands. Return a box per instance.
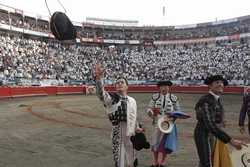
[0,33,249,86]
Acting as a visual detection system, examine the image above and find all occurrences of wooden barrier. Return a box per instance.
[0,87,12,98]
[0,86,87,98]
[104,85,245,94]
[10,87,48,97]
[56,86,86,95]
[0,85,245,99]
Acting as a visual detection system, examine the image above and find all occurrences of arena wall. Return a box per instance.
[0,86,87,98]
[0,85,245,99]
[105,85,244,94]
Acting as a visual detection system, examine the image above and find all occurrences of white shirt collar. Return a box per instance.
[209,90,220,100]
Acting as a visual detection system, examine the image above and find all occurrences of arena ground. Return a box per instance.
[0,93,249,167]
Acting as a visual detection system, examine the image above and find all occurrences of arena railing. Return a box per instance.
[0,84,248,99]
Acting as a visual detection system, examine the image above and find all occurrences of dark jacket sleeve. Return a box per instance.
[239,96,247,126]
[201,102,231,143]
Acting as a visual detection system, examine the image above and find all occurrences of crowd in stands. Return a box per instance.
[82,17,250,41]
[0,5,250,86]
[1,7,250,40]
[0,10,50,33]
[0,34,249,85]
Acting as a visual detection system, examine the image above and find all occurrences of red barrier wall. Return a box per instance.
[0,86,87,98]
[0,85,245,99]
[56,86,86,95]
[10,87,48,97]
[104,85,245,94]
[43,86,57,95]
[0,87,12,98]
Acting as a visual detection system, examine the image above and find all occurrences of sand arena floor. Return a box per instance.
[0,93,249,167]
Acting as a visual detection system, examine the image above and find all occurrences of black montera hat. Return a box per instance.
[50,12,76,40]
[157,80,173,87]
[130,132,150,151]
[204,75,228,86]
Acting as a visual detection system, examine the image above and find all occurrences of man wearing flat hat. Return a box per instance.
[145,81,181,167]
[194,75,245,167]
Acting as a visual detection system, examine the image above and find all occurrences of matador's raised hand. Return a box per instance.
[95,63,104,80]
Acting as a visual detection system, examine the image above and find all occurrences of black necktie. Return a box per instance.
[217,97,225,123]
[163,95,166,109]
[218,98,222,106]
[121,97,127,112]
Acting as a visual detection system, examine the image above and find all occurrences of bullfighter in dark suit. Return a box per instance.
[194,75,245,167]
[239,87,250,135]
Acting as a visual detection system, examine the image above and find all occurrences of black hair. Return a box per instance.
[115,77,128,86]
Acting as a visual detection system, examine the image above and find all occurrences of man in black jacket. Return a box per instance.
[194,75,245,167]
[239,87,250,135]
